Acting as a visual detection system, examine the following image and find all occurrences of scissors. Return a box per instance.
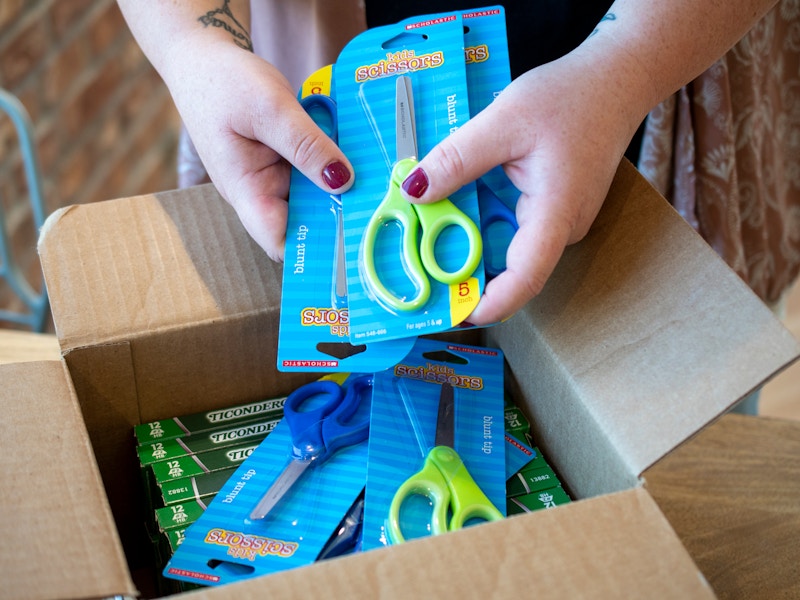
[362,75,483,313]
[476,178,519,278]
[299,93,347,309]
[388,382,503,543]
[250,374,372,520]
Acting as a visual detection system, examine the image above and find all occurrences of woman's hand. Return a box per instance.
[400,51,644,324]
[164,39,354,261]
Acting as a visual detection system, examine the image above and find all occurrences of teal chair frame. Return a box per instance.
[0,89,49,332]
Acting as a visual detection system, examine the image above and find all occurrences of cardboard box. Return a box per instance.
[4,160,799,599]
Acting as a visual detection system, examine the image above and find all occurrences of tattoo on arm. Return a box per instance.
[590,12,617,37]
[198,0,253,51]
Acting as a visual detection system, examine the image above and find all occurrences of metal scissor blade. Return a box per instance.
[434,382,456,449]
[249,458,312,520]
[395,75,418,161]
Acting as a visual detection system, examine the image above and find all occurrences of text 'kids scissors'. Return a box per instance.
[388,382,503,543]
[299,93,347,309]
[362,75,482,313]
[250,374,372,520]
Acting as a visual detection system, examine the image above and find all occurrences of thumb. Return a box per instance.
[255,100,356,195]
[399,106,513,203]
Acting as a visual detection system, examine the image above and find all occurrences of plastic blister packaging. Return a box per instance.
[277,64,416,372]
[361,338,507,549]
[336,13,484,343]
[162,373,373,586]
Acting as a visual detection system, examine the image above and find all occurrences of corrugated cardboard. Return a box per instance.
[5,159,797,599]
[0,361,136,600]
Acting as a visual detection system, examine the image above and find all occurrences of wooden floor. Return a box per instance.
[760,278,800,421]
[2,279,799,420]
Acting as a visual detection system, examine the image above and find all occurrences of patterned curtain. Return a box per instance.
[639,0,800,306]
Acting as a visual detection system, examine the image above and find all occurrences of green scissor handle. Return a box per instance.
[362,158,483,313]
[388,445,504,544]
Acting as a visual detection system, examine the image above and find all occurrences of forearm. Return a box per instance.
[117,0,252,86]
[577,0,779,122]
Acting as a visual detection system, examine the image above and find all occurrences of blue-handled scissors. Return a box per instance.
[476,178,518,278]
[249,374,372,520]
[299,93,347,309]
[388,382,503,543]
[361,75,483,313]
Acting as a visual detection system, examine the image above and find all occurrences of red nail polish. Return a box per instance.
[322,161,351,190]
[402,167,429,198]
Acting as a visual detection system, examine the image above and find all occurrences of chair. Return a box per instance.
[0,89,49,332]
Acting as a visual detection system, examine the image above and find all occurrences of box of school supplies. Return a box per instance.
[4,7,800,598]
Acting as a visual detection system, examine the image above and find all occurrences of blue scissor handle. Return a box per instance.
[285,375,372,463]
[476,179,518,278]
[477,179,517,231]
[299,94,338,143]
[285,380,344,460]
[319,374,372,460]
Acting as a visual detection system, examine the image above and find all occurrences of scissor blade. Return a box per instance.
[332,198,347,302]
[395,75,418,161]
[249,458,311,520]
[434,382,456,449]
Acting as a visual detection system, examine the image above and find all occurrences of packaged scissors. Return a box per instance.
[335,13,485,344]
[462,7,520,279]
[277,64,416,372]
[360,338,507,549]
[163,372,373,586]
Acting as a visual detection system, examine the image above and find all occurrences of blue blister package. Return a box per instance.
[278,64,417,372]
[361,338,507,549]
[336,13,485,343]
[163,373,372,586]
[462,7,521,278]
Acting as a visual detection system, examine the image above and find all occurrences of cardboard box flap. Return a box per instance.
[38,184,282,351]
[492,160,800,495]
[0,361,135,600]
[190,488,713,599]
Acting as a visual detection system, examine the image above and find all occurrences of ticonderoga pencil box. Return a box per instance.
[506,486,572,515]
[149,440,260,485]
[155,527,206,595]
[137,415,281,467]
[138,416,280,524]
[156,465,238,509]
[135,395,286,445]
[506,463,561,497]
[155,497,215,533]
[504,405,533,447]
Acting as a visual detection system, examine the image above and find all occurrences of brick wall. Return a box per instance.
[0,0,181,331]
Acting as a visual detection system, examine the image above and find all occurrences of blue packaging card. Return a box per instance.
[361,339,506,549]
[504,431,537,478]
[463,7,520,279]
[163,373,371,586]
[336,13,484,343]
[278,65,417,372]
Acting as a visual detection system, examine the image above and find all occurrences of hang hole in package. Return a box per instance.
[335,13,485,344]
[277,64,416,372]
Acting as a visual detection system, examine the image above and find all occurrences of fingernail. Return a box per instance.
[401,167,429,198]
[322,161,351,190]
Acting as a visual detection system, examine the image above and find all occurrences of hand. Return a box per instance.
[400,51,646,325]
[164,39,354,261]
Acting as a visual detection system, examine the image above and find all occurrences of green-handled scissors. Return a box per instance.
[388,382,504,543]
[362,75,482,313]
